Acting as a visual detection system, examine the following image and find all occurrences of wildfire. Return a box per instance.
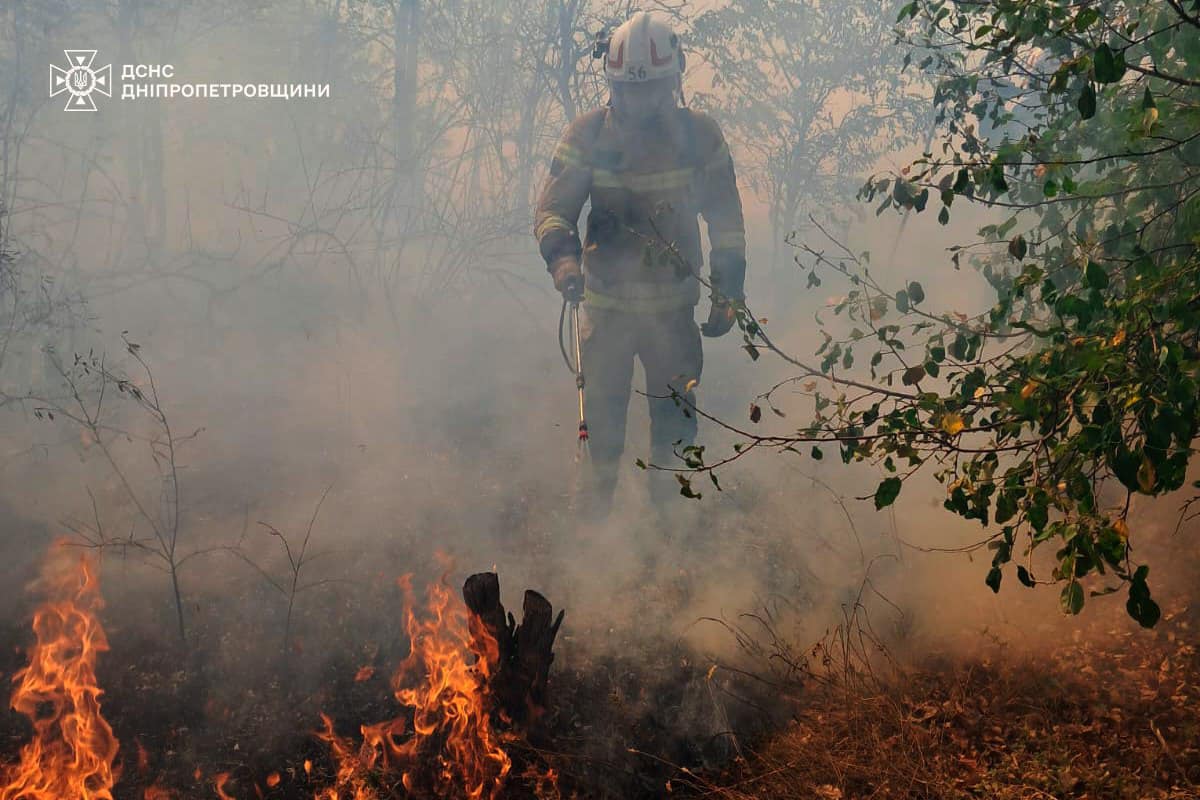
[213,772,235,800]
[0,549,119,800]
[0,549,560,800]
[316,574,512,800]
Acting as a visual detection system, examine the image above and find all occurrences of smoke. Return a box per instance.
[1,3,1195,798]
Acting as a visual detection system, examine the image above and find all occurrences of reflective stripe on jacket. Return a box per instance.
[583,275,700,314]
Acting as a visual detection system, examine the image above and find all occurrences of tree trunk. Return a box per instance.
[117,0,167,257]
[462,572,564,727]
[393,0,419,181]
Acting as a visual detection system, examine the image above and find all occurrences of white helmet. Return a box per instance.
[603,12,684,84]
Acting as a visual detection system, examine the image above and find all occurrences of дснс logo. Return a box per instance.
[50,50,112,111]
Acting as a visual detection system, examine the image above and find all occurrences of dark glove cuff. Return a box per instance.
[540,233,583,267]
[550,256,583,296]
[710,251,746,301]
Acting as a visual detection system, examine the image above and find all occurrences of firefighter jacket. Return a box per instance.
[534,106,746,313]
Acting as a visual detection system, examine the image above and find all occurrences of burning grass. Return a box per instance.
[0,548,118,800]
[314,574,518,800]
[0,549,564,800]
[1,545,1197,799]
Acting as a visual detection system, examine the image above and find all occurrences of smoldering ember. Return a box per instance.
[1,3,1198,799]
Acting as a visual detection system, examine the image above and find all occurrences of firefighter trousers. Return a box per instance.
[576,304,703,518]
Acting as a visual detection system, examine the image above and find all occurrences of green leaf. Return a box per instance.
[811,446,823,460]
[893,179,917,207]
[1074,8,1100,30]
[1136,456,1156,493]
[989,163,1009,193]
[952,168,970,194]
[1093,43,1125,83]
[950,333,969,360]
[1123,594,1161,623]
[985,566,1002,593]
[1097,527,1126,567]
[907,281,925,304]
[1078,83,1097,119]
[1127,566,1161,628]
[1084,260,1109,289]
[995,490,1017,524]
[1060,580,1085,615]
[874,477,902,509]
[1027,496,1049,532]
[1008,234,1027,260]
[1113,448,1141,491]
[1017,565,1035,587]
[862,404,880,426]
[1141,85,1156,110]
[676,474,702,500]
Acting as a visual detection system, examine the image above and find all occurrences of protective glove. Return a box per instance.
[550,255,584,303]
[701,255,746,338]
[701,300,736,337]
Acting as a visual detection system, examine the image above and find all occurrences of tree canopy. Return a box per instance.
[678,0,1200,628]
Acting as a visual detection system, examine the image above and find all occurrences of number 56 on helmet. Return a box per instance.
[595,12,685,84]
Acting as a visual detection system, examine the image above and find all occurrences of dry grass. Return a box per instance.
[693,607,1200,800]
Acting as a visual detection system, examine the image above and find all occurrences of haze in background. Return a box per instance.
[1,2,1180,702]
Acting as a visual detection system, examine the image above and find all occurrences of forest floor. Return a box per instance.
[702,604,1199,800]
[0,545,1196,799]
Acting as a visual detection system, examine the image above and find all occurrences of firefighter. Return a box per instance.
[534,11,747,520]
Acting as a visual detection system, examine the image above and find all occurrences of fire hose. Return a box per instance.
[558,295,589,459]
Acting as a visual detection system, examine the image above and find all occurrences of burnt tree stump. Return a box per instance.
[462,572,564,726]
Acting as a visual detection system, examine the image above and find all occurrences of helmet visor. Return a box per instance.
[610,76,676,122]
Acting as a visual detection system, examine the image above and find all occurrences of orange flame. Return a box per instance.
[522,764,562,800]
[135,739,150,774]
[213,772,238,796]
[213,772,235,799]
[0,550,120,800]
[316,574,511,799]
